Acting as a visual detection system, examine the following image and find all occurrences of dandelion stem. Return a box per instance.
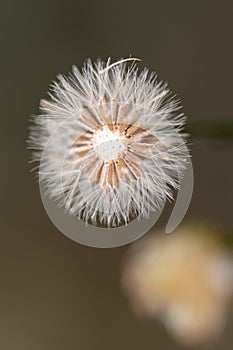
[186,120,233,139]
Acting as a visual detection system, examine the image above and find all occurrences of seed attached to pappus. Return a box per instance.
[29,57,188,228]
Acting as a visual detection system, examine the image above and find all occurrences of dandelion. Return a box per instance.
[121,224,233,347]
[29,57,188,227]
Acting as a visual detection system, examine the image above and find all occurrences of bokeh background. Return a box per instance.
[0,0,232,349]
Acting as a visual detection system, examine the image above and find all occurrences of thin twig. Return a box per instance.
[99,57,142,73]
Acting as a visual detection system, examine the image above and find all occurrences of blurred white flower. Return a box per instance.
[121,224,233,347]
[29,58,187,227]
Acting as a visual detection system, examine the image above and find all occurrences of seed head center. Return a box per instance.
[92,125,127,162]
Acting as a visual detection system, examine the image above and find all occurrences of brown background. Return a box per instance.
[0,0,233,349]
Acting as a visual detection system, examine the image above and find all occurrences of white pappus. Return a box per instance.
[28,57,189,228]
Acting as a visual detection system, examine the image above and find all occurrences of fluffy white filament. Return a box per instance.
[29,57,188,227]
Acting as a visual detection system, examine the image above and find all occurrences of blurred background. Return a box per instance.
[0,0,232,349]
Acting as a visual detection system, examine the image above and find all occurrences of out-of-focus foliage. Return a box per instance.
[121,223,233,347]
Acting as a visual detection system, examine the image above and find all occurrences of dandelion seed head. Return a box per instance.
[29,57,188,227]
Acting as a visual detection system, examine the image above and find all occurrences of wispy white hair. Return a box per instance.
[29,57,188,227]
